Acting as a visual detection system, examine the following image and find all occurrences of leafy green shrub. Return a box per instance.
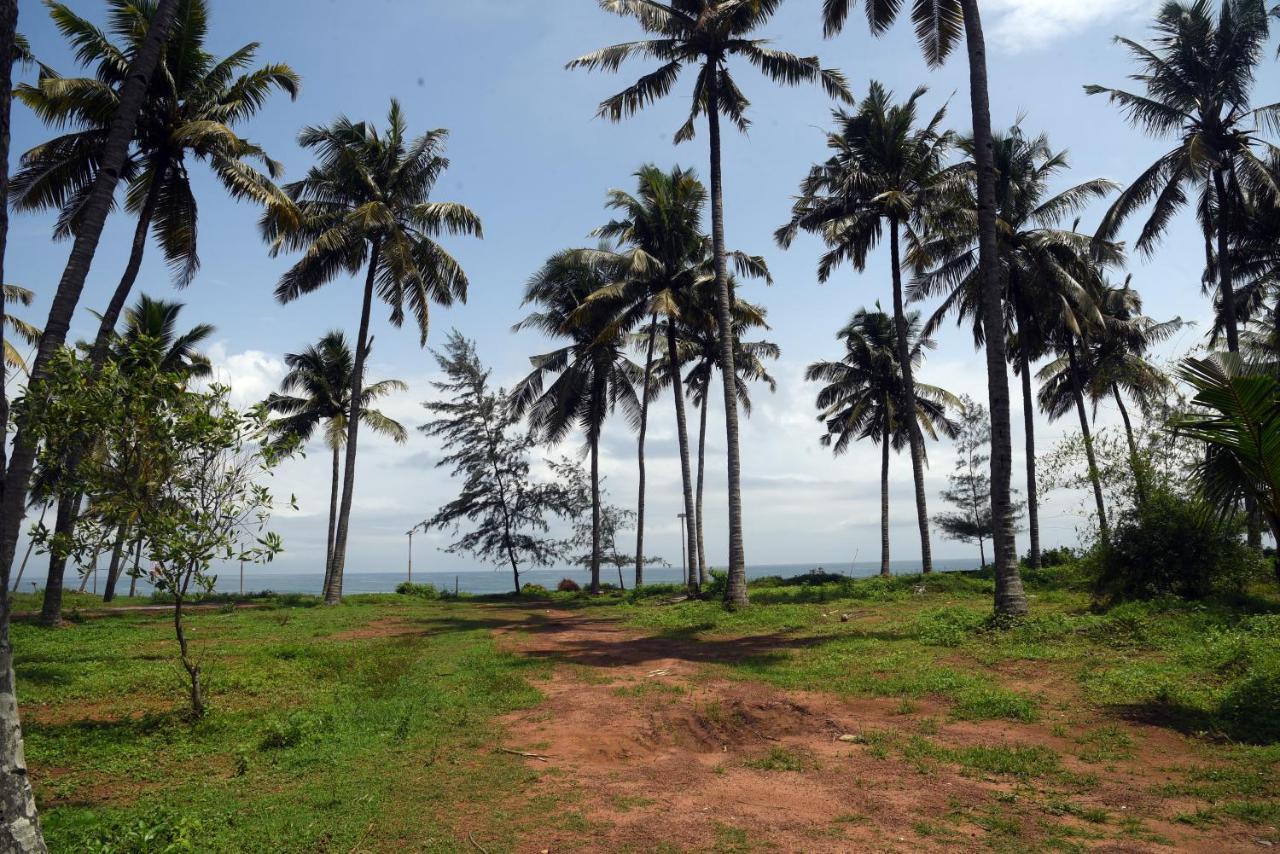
[519,583,549,596]
[1091,489,1266,601]
[705,569,728,598]
[395,581,440,599]
[1218,666,1280,743]
[1023,545,1076,568]
[556,578,581,592]
[83,812,202,853]
[259,711,327,750]
[913,608,987,647]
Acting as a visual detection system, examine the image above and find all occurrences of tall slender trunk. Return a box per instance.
[888,217,934,574]
[38,497,78,626]
[590,433,601,595]
[128,538,141,598]
[1016,310,1041,569]
[634,315,657,587]
[324,240,381,605]
[1068,337,1109,540]
[1111,385,1146,507]
[880,419,890,577]
[76,552,93,593]
[667,322,700,592]
[695,392,709,586]
[960,0,1026,617]
[101,523,127,602]
[1213,168,1239,354]
[0,0,179,602]
[979,537,987,568]
[10,504,45,593]
[323,441,340,593]
[705,62,747,608]
[0,6,50,844]
[173,570,202,718]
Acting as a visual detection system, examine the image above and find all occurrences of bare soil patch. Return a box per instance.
[488,606,1267,853]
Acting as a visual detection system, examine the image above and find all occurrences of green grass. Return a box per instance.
[16,595,550,852]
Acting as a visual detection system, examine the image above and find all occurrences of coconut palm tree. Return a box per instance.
[262,99,482,604]
[806,307,957,576]
[265,331,407,591]
[1086,0,1277,353]
[1,285,39,375]
[12,0,298,366]
[822,0,1027,616]
[678,285,778,584]
[570,0,851,608]
[511,248,642,595]
[912,125,1118,568]
[777,80,957,574]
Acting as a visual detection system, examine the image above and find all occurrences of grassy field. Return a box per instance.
[11,568,1280,851]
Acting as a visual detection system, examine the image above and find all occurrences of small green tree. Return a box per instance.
[935,396,1021,567]
[420,332,565,594]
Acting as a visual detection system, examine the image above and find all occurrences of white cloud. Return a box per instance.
[985,0,1155,52]
[205,342,287,408]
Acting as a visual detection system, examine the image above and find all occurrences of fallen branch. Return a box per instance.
[496,747,550,762]
[468,832,488,853]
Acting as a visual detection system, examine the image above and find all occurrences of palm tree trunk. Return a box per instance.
[960,0,1026,617]
[1213,168,1240,353]
[634,315,657,587]
[590,432,601,595]
[705,63,748,608]
[695,392,709,587]
[128,538,141,598]
[880,420,890,577]
[1068,336,1109,540]
[667,322,700,592]
[0,0,179,612]
[325,240,381,605]
[1016,312,1041,569]
[0,1,15,488]
[323,441,340,593]
[102,523,128,603]
[888,217,934,574]
[10,504,46,593]
[1111,385,1147,507]
[38,497,79,626]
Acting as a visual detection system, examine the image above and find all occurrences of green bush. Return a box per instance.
[556,578,581,592]
[84,812,202,853]
[705,569,728,598]
[519,583,549,596]
[1091,489,1266,602]
[395,581,440,599]
[1023,545,1076,568]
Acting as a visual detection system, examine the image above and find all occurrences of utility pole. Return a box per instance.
[405,522,425,583]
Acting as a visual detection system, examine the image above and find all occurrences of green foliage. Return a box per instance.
[556,578,581,592]
[82,812,202,854]
[1219,666,1280,744]
[1091,488,1266,601]
[519,583,549,597]
[394,582,439,600]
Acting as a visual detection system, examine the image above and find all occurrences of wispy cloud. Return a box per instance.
[985,0,1155,52]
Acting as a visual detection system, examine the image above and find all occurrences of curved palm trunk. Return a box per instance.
[325,241,382,605]
[695,392,709,587]
[10,505,46,593]
[1068,337,1109,540]
[102,523,128,602]
[38,497,79,626]
[880,420,890,577]
[634,315,657,587]
[590,432,601,595]
[667,322,700,592]
[705,65,748,608]
[322,442,340,593]
[888,217,934,574]
[960,0,1027,616]
[1015,315,1042,569]
[1111,385,1147,507]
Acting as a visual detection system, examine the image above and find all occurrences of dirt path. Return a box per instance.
[487,606,1265,853]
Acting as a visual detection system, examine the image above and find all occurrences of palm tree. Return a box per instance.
[1,285,39,374]
[262,99,482,604]
[12,0,298,367]
[679,285,778,584]
[823,0,1027,616]
[511,248,642,595]
[912,125,1118,568]
[570,0,851,608]
[806,307,956,576]
[0,4,178,845]
[1085,279,1183,504]
[265,331,407,591]
[1086,0,1276,354]
[778,80,956,574]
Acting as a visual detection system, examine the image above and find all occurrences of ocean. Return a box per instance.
[54,557,987,598]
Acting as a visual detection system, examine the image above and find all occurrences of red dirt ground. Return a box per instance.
[486,606,1273,853]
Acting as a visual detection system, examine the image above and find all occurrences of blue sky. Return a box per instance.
[8,0,1234,579]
